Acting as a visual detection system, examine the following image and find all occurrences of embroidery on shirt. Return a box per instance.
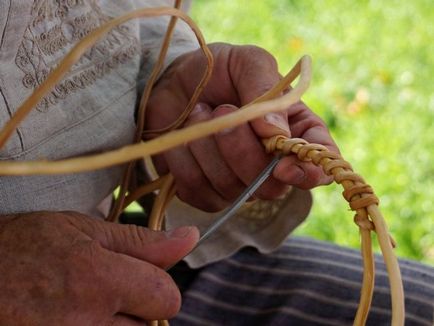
[15,0,140,111]
[235,190,295,231]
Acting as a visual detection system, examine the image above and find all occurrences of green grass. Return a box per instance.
[190,0,434,265]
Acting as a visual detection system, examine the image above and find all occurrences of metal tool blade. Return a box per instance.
[196,155,281,246]
[167,156,280,270]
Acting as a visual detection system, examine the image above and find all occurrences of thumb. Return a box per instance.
[250,112,291,139]
[65,212,199,268]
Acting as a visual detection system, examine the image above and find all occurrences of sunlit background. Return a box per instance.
[190,0,434,265]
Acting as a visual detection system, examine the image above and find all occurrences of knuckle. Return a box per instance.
[235,45,278,89]
[243,45,277,67]
[62,241,102,301]
[67,240,101,274]
[127,224,152,247]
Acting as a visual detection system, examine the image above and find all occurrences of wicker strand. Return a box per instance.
[107,0,186,223]
[263,136,404,326]
[0,56,311,176]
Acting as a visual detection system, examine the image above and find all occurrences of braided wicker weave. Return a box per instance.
[0,4,404,326]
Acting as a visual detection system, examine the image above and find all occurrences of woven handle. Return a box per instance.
[263,136,404,325]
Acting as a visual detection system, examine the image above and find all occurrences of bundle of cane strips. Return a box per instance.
[0,4,404,326]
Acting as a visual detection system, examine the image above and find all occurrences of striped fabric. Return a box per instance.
[170,237,434,326]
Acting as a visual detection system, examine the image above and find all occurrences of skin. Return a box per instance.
[0,211,199,325]
[147,43,338,212]
[1,43,338,325]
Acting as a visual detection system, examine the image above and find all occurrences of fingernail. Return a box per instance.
[215,104,238,135]
[264,113,290,134]
[167,226,193,239]
[191,103,208,115]
[216,104,238,111]
[219,126,235,135]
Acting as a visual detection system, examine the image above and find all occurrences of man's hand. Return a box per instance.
[146,43,338,212]
[0,211,199,325]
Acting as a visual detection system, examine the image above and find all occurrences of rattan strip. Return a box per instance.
[0,57,310,175]
[263,136,404,325]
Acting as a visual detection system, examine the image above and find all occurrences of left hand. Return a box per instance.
[145,42,338,212]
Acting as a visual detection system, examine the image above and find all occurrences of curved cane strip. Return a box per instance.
[0,56,310,175]
[107,2,184,223]
[262,136,404,325]
[0,6,404,326]
[109,0,204,223]
[0,7,213,153]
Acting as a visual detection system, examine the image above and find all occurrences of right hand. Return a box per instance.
[146,43,338,212]
[0,211,199,325]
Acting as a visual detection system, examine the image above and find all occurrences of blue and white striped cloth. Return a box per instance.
[170,237,434,326]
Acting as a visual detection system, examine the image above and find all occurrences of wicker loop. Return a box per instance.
[296,143,327,161]
[349,195,379,210]
[263,135,288,154]
[241,133,400,324]
[279,137,308,155]
[354,213,375,231]
[311,151,341,165]
[323,159,353,175]
[335,171,366,184]
[265,136,380,215]
[343,184,374,202]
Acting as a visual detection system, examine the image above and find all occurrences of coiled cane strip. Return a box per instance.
[263,136,404,325]
[0,5,404,326]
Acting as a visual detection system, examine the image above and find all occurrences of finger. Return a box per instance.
[213,105,289,200]
[64,212,199,268]
[146,87,189,132]
[272,102,338,188]
[250,112,291,139]
[274,156,333,189]
[286,102,338,152]
[99,248,181,320]
[227,45,291,138]
[163,145,230,212]
[293,123,336,187]
[229,46,280,106]
[185,103,246,202]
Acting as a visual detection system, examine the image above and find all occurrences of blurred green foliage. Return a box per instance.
[191,0,434,264]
